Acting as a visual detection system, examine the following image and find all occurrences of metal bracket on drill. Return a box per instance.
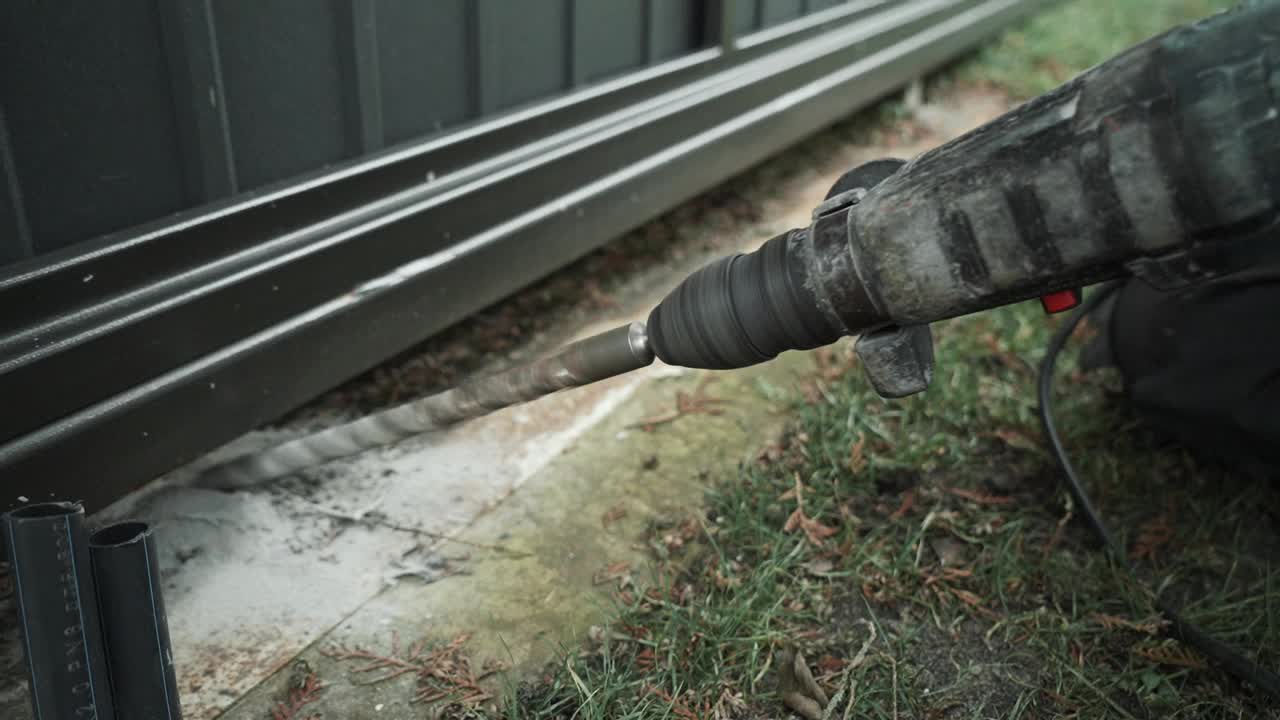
[811,187,866,219]
[854,324,935,399]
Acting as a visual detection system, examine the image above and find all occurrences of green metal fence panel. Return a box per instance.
[0,0,714,266]
[0,1,189,256]
[0,107,28,265]
[376,0,475,146]
[215,2,353,190]
[762,0,807,27]
[573,0,648,85]
[650,0,703,62]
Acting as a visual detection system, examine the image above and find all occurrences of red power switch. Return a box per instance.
[1040,289,1082,314]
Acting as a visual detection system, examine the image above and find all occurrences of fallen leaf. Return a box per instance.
[635,647,657,671]
[712,687,747,720]
[777,646,828,720]
[632,377,729,431]
[1092,613,1167,635]
[994,428,1041,452]
[593,561,632,586]
[799,515,838,546]
[922,567,973,587]
[951,588,985,607]
[1130,513,1174,562]
[1134,643,1207,669]
[712,567,742,589]
[643,684,701,720]
[601,504,628,528]
[849,432,868,474]
[756,443,784,465]
[889,488,916,520]
[677,517,700,542]
[781,474,838,546]
[1042,508,1072,561]
[946,487,1014,506]
[271,671,325,720]
[816,654,845,674]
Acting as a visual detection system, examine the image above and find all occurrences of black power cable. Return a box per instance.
[1037,283,1280,700]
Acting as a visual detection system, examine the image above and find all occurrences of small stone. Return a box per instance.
[375,704,384,712]
[930,537,968,568]
[803,558,834,576]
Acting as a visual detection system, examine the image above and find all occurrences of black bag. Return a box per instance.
[1082,269,1280,475]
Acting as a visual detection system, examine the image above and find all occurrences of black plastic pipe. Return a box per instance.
[3,501,116,720]
[88,521,182,720]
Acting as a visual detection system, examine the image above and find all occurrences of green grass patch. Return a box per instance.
[496,301,1278,719]
[948,0,1242,99]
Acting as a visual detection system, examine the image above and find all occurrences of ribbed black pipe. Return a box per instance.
[3,501,116,720]
[88,522,182,720]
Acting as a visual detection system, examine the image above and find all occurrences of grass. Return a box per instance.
[356,0,1278,717]
[946,0,1241,99]
[494,299,1278,719]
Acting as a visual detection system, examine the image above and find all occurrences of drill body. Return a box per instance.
[647,0,1280,395]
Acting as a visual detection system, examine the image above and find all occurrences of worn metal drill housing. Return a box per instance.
[648,0,1280,384]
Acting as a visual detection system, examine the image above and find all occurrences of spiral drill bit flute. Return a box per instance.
[198,3,1279,491]
[197,323,654,489]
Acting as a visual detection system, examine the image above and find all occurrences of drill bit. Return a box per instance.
[195,322,654,490]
